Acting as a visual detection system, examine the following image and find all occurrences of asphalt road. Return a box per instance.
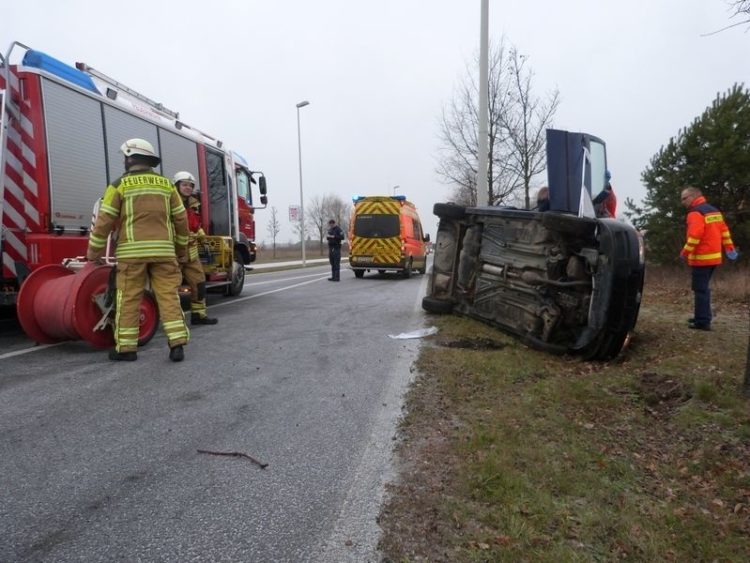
[0,264,430,562]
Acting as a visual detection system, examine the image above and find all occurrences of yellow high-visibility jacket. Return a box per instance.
[87,170,189,261]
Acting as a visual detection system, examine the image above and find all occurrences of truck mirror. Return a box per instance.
[260,195,268,205]
[259,176,267,195]
[424,233,430,242]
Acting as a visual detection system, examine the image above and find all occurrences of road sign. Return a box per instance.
[289,205,300,222]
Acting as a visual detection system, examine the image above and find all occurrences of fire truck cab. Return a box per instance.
[0,40,268,306]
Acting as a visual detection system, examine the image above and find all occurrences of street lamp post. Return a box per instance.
[476,0,489,206]
[296,100,310,266]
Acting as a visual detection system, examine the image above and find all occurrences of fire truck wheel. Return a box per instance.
[353,269,365,278]
[137,291,159,346]
[225,254,245,296]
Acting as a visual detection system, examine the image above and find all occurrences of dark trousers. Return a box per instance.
[329,245,341,280]
[691,266,716,325]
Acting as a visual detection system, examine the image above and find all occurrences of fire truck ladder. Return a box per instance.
[75,61,180,120]
[75,61,224,147]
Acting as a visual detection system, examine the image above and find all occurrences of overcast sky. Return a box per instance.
[3,1,748,245]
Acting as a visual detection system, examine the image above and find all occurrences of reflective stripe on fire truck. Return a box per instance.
[1,66,37,277]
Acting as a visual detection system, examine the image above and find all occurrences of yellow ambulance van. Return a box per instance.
[348,195,429,278]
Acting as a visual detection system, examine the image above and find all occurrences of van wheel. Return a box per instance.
[402,259,412,279]
[434,203,466,220]
[354,270,365,278]
[422,296,453,314]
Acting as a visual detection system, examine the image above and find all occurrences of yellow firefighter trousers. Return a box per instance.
[181,254,208,318]
[114,258,189,352]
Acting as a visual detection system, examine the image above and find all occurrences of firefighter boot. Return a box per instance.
[169,345,185,362]
[109,350,137,361]
[191,313,218,325]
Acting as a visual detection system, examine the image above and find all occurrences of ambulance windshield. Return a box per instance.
[354,214,400,238]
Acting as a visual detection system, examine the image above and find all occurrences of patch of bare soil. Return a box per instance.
[436,337,505,350]
[378,371,465,562]
[635,371,692,417]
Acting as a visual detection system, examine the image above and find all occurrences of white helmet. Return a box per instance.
[173,171,196,186]
[120,138,159,161]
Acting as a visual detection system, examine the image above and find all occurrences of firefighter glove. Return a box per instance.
[726,249,738,261]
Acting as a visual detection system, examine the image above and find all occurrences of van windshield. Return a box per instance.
[354,214,400,238]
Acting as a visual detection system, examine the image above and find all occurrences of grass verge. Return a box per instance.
[379,266,750,562]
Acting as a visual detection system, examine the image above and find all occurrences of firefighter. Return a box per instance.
[87,138,190,362]
[173,171,218,326]
[679,186,738,330]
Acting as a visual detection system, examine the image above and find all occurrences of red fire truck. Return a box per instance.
[0,41,268,345]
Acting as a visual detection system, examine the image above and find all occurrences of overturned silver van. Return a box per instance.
[423,130,645,361]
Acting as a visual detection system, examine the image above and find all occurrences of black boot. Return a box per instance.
[169,345,185,362]
[109,350,137,361]
[191,314,218,325]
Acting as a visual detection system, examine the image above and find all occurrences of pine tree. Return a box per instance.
[633,84,750,263]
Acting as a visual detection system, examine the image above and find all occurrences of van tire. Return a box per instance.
[422,296,453,314]
[353,269,365,278]
[434,203,466,220]
[402,259,412,279]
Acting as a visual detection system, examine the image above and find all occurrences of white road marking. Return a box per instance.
[211,276,328,309]
[0,342,65,361]
[243,271,327,287]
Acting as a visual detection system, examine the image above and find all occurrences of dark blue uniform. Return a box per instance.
[327,223,344,281]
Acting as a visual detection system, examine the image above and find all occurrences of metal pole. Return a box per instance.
[392,184,400,196]
[296,100,310,266]
[476,0,490,206]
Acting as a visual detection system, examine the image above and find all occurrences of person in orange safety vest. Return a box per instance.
[593,170,617,218]
[679,186,737,330]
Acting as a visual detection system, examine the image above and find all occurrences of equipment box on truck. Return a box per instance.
[348,195,429,279]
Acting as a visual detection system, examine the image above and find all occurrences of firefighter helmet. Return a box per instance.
[120,138,160,161]
[173,171,196,186]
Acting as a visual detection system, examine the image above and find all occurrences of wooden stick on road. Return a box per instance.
[197,449,269,469]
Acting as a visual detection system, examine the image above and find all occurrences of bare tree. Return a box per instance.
[307,195,328,255]
[307,194,353,255]
[265,206,281,258]
[437,39,516,206]
[437,38,559,207]
[704,1,750,35]
[502,48,560,209]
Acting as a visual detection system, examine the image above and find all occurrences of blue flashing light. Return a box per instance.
[352,195,365,202]
[232,151,249,167]
[22,50,98,94]
[392,195,406,201]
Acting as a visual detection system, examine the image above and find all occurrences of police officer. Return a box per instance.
[326,219,344,281]
[173,171,218,326]
[87,138,190,362]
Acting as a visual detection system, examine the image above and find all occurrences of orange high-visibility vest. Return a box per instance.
[680,196,735,266]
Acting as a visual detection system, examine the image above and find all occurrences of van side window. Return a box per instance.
[412,219,422,240]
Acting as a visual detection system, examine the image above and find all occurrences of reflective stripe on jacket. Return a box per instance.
[87,170,189,261]
[680,196,735,267]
